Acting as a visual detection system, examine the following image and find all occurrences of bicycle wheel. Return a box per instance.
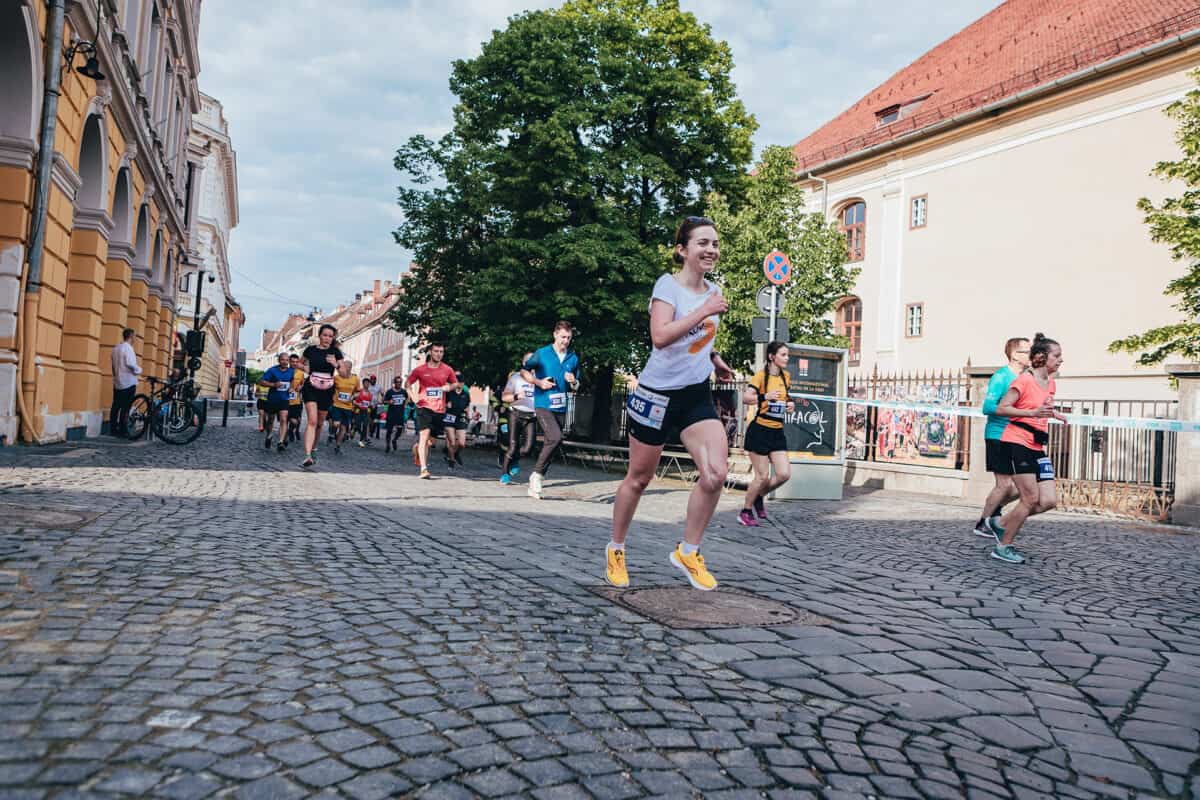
[152,398,205,445]
[126,394,152,439]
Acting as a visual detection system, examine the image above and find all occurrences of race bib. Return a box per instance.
[549,392,567,410]
[337,391,351,402]
[443,414,457,424]
[522,387,534,398]
[289,391,298,401]
[426,388,443,399]
[390,396,404,405]
[767,400,787,417]
[1037,457,1055,481]
[627,386,668,430]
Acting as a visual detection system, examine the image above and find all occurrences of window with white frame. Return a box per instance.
[905,303,924,338]
[910,195,927,229]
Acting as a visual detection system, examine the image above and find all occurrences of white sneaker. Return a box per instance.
[528,472,544,499]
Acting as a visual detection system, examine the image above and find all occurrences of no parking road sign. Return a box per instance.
[763,250,791,285]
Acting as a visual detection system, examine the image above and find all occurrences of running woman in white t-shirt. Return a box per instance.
[607,216,735,591]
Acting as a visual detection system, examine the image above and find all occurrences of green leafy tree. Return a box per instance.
[706,146,856,371]
[391,0,755,440]
[1110,70,1200,364]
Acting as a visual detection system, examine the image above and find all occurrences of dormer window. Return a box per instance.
[875,94,932,127]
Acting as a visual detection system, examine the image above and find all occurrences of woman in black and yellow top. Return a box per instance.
[739,341,796,527]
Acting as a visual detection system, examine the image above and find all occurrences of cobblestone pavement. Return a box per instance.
[0,421,1198,800]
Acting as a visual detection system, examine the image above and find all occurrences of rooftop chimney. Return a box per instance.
[373,280,382,304]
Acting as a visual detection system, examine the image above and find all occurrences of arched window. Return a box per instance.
[837,297,862,366]
[839,201,865,262]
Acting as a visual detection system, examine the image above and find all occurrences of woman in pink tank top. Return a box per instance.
[991,333,1066,565]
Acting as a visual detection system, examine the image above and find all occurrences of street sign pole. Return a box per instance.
[769,285,778,343]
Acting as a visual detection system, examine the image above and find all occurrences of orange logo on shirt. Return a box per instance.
[688,319,717,354]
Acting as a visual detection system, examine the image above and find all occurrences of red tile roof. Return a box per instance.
[791,1,1200,171]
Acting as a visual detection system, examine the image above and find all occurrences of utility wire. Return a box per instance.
[231,269,319,308]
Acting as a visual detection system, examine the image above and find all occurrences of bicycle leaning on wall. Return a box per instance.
[125,374,206,445]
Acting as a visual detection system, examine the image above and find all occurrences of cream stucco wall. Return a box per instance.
[807,50,1199,401]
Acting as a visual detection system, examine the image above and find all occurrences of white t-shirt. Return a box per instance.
[636,273,719,391]
[504,372,536,413]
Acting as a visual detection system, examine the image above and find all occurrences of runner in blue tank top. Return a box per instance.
[974,336,1030,539]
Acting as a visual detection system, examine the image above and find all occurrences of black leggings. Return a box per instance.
[500,409,536,473]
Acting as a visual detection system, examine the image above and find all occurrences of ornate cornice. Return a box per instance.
[51,152,82,202]
[0,136,36,170]
[73,207,114,238]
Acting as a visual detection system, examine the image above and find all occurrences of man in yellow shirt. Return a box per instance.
[330,360,360,455]
[287,353,306,444]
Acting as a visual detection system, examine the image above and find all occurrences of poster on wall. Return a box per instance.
[783,349,841,458]
[873,383,961,468]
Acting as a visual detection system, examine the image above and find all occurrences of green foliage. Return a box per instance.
[391,0,756,391]
[706,146,857,371]
[1110,69,1200,365]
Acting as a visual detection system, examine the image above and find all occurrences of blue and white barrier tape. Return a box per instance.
[787,391,1197,434]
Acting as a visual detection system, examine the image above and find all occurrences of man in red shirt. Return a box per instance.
[406,343,459,479]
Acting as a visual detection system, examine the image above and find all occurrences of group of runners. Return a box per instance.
[255,213,1060,595]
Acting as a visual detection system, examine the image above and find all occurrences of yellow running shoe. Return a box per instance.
[606,547,629,588]
[669,545,717,591]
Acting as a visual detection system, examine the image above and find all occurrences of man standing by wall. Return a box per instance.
[109,329,142,438]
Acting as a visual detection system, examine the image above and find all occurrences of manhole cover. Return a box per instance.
[0,503,99,531]
[589,585,834,630]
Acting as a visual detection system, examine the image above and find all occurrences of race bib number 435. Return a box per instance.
[627,386,668,430]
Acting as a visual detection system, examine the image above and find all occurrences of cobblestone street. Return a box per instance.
[0,422,1197,800]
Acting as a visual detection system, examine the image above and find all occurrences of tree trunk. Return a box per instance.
[589,363,615,443]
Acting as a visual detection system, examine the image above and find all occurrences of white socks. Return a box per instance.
[680,542,699,556]
[608,542,624,552]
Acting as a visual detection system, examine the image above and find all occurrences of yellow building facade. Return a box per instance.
[0,0,201,442]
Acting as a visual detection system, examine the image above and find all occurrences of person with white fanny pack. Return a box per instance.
[607,216,734,591]
[299,324,344,469]
[523,322,579,500]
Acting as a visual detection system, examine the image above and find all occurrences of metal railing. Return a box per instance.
[1048,399,1177,521]
[846,366,973,470]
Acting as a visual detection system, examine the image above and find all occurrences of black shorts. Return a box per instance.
[627,381,718,447]
[302,382,335,411]
[416,407,444,436]
[999,441,1054,481]
[264,399,289,415]
[744,421,788,455]
[328,406,354,426]
[288,404,303,421]
[985,438,1010,474]
[256,398,267,411]
[385,411,405,429]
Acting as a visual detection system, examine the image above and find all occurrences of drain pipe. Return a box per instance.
[15,0,66,443]
[25,0,65,293]
[806,171,828,218]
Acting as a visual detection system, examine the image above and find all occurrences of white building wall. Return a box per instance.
[808,58,1193,401]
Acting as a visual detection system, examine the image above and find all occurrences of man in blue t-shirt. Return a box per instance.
[260,352,296,453]
[522,320,580,499]
[975,336,1031,539]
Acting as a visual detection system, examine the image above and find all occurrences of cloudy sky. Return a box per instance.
[197,0,1001,346]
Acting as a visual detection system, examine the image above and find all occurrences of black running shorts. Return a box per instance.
[416,406,445,437]
[301,382,334,411]
[744,421,788,455]
[985,438,1011,474]
[627,381,718,447]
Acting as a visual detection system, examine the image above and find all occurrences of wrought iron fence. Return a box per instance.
[1048,399,1177,521]
[846,366,973,470]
